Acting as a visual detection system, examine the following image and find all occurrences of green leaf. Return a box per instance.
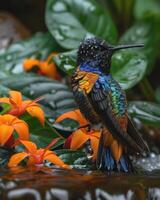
[20,113,64,148]
[53,118,79,138]
[0,32,59,74]
[120,21,159,73]
[134,0,160,20]
[0,85,9,95]
[0,103,11,115]
[0,147,15,167]
[112,51,147,90]
[128,101,160,127]
[53,50,77,75]
[56,149,94,168]
[155,87,160,104]
[45,0,117,49]
[0,73,76,119]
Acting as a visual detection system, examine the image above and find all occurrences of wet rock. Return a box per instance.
[0,12,30,49]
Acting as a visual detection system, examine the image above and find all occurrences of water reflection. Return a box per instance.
[8,188,41,200]
[95,189,133,200]
[0,166,160,199]
[148,188,160,200]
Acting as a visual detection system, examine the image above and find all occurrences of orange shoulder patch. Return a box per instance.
[75,71,99,93]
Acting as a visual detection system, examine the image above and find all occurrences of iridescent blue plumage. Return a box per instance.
[95,74,127,117]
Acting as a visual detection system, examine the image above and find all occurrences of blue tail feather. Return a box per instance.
[119,155,130,172]
[101,148,132,172]
[104,148,115,171]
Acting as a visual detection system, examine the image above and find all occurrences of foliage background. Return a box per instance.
[0,0,160,166]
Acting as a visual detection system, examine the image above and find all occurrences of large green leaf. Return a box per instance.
[0,32,59,74]
[120,22,159,72]
[20,113,64,148]
[45,0,117,49]
[128,101,160,127]
[0,73,76,119]
[111,51,147,90]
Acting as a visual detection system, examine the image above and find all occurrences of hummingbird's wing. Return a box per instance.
[88,77,149,155]
[71,69,101,125]
[127,115,149,153]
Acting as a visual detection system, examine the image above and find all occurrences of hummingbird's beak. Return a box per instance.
[109,44,144,51]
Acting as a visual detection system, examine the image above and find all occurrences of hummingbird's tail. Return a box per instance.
[96,129,133,172]
[102,147,132,172]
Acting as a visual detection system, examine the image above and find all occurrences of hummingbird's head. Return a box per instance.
[77,37,144,74]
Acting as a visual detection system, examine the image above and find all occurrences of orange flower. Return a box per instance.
[8,140,69,169]
[23,53,61,80]
[55,109,100,160]
[65,128,100,160]
[55,109,89,128]
[0,90,45,125]
[0,114,29,147]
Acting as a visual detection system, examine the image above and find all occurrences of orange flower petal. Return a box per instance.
[44,150,69,169]
[27,156,35,166]
[39,62,57,79]
[43,52,60,80]
[0,114,16,124]
[9,91,22,105]
[0,125,14,145]
[0,97,10,104]
[8,152,28,167]
[90,131,101,139]
[23,59,40,71]
[0,115,29,144]
[26,105,45,125]
[70,129,89,150]
[13,120,29,140]
[23,100,36,107]
[55,109,88,127]
[46,52,58,63]
[20,140,37,153]
[110,140,123,162]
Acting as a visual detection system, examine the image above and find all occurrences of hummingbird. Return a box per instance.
[71,37,149,172]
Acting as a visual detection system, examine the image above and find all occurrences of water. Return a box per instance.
[0,164,160,200]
